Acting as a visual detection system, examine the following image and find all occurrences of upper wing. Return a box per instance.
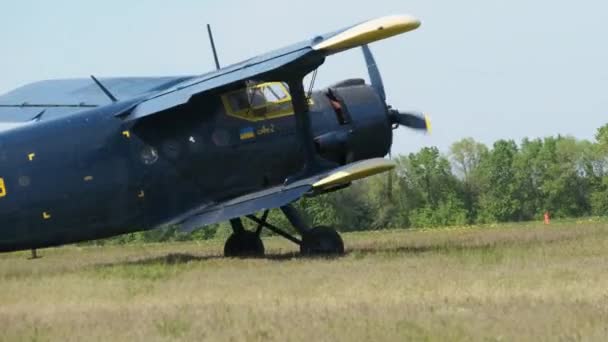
[124,14,421,121]
[0,15,419,125]
[313,15,421,54]
[0,76,194,126]
[170,158,395,232]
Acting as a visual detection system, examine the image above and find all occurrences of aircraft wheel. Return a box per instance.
[224,231,265,257]
[300,226,344,256]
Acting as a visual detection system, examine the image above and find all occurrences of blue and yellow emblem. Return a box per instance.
[239,127,255,140]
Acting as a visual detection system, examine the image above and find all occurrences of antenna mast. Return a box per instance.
[90,75,118,103]
[206,24,221,70]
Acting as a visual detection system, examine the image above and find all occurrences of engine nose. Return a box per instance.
[327,84,392,162]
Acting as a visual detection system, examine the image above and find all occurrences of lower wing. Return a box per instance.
[167,158,395,232]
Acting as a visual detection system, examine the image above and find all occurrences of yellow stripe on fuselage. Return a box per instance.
[240,132,255,140]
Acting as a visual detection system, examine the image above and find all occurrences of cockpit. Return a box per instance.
[221,82,294,121]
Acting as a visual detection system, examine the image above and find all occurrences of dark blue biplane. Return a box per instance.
[0,15,429,257]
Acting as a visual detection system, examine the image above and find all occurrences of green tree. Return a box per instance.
[299,183,373,232]
[514,138,543,219]
[589,124,608,215]
[477,140,521,222]
[396,147,468,227]
[450,138,488,222]
[450,137,488,183]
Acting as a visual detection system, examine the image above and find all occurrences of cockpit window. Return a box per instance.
[262,83,289,102]
[222,82,294,121]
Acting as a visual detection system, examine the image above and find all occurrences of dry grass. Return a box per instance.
[1,220,608,341]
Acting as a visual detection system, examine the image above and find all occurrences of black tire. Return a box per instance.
[300,226,345,256]
[224,231,265,257]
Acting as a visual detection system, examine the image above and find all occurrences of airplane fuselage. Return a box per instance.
[0,83,391,251]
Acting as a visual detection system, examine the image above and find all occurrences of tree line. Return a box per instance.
[310,123,608,230]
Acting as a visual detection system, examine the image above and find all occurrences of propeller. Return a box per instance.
[389,110,432,133]
[362,45,386,101]
[361,45,431,133]
[361,44,431,202]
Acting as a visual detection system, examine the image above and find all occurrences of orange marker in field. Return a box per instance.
[544,211,550,225]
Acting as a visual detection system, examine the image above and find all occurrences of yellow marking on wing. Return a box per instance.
[84,176,94,182]
[42,212,52,220]
[313,158,396,189]
[122,130,131,138]
[0,178,6,198]
[28,153,36,161]
[314,15,421,55]
[138,190,145,198]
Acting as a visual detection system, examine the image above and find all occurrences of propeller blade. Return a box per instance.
[362,45,386,101]
[391,111,432,133]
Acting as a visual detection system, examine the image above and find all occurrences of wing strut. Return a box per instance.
[285,76,336,184]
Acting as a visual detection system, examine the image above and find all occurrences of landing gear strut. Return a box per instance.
[223,205,344,257]
[29,248,41,260]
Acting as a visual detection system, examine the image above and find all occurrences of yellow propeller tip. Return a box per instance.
[424,114,432,135]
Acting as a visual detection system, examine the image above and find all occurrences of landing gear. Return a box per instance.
[224,231,264,257]
[279,205,343,256]
[300,226,344,255]
[224,218,265,257]
[223,205,345,257]
[29,248,41,260]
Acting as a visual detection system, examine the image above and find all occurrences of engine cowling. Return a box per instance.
[314,84,392,164]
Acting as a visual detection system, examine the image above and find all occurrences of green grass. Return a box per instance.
[1,220,608,341]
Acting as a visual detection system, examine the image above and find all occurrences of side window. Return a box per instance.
[222,82,294,121]
[262,83,289,102]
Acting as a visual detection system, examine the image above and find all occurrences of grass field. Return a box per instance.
[1,220,608,341]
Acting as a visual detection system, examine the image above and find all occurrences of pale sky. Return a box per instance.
[1,0,606,155]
